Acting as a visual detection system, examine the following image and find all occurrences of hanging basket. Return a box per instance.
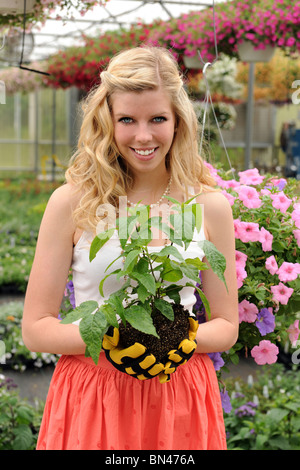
[237,41,275,63]
[183,54,203,70]
[0,0,36,14]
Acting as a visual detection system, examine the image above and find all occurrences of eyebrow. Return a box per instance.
[114,111,171,118]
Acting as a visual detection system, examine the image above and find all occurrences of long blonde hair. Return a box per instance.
[66,46,215,232]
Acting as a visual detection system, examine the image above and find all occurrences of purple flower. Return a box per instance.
[220,389,232,413]
[255,308,275,336]
[235,403,257,417]
[66,280,76,308]
[208,352,225,371]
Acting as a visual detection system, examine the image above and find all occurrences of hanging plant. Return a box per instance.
[0,0,110,33]
[0,61,47,94]
[148,0,300,64]
[44,22,159,91]
[236,49,300,104]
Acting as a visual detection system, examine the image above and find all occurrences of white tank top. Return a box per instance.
[71,194,205,315]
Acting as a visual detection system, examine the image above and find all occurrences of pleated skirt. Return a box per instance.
[36,352,227,450]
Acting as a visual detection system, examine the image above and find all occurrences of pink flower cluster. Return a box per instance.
[150,0,300,62]
[215,166,300,366]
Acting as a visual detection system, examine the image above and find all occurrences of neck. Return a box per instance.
[127,171,172,206]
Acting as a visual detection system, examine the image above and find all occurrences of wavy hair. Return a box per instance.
[66,46,215,232]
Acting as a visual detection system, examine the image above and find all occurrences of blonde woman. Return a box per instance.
[22,47,238,450]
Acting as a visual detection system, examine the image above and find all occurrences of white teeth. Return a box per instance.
[134,148,155,156]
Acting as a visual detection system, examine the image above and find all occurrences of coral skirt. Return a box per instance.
[36,352,226,450]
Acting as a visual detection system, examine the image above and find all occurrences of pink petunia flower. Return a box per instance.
[222,190,236,206]
[287,320,300,347]
[291,205,300,229]
[237,185,262,209]
[234,220,261,243]
[259,227,273,251]
[251,340,279,365]
[293,229,300,247]
[265,255,278,275]
[271,282,294,305]
[238,299,258,324]
[270,191,292,213]
[223,179,241,190]
[236,265,247,288]
[236,250,247,268]
[238,168,264,185]
[277,262,300,282]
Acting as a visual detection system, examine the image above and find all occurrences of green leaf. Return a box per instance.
[89,228,115,262]
[198,240,227,290]
[0,340,5,358]
[136,284,150,303]
[185,257,208,271]
[154,298,174,321]
[16,406,34,424]
[265,408,290,425]
[192,202,202,233]
[179,262,202,283]
[163,284,182,304]
[123,249,140,271]
[192,284,211,319]
[268,436,292,450]
[60,301,98,324]
[157,245,184,261]
[164,195,181,205]
[135,257,149,273]
[161,264,183,282]
[100,303,119,329]
[108,293,127,326]
[124,305,159,337]
[255,434,268,450]
[99,268,122,297]
[12,424,33,450]
[132,272,156,295]
[79,308,108,364]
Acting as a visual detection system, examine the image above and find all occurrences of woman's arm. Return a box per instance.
[195,191,239,353]
[22,183,86,355]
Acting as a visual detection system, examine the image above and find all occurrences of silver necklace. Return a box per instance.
[127,176,172,208]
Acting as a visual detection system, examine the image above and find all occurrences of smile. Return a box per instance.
[133,148,156,156]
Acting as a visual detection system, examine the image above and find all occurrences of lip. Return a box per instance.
[130,147,158,161]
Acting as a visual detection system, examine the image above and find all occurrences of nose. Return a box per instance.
[135,122,152,143]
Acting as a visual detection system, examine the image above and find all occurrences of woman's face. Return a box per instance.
[110,87,176,177]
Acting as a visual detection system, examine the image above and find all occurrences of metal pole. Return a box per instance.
[245,62,255,169]
[34,90,39,174]
[51,89,56,181]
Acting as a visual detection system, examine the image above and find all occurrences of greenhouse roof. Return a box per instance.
[27,0,215,62]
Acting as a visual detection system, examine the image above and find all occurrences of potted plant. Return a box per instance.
[61,196,227,382]
[45,23,158,91]
[148,0,300,66]
[0,0,110,33]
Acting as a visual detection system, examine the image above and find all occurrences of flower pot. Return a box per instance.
[0,0,36,14]
[183,54,203,69]
[237,41,275,63]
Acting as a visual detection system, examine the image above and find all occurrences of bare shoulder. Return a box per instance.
[196,189,232,213]
[45,182,80,219]
[47,182,80,208]
[196,190,234,242]
[39,182,83,241]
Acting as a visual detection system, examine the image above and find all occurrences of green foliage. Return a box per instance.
[61,197,227,365]
[0,301,58,370]
[0,177,59,292]
[0,374,43,450]
[224,364,300,450]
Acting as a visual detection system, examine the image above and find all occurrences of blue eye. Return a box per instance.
[119,117,133,124]
[153,116,167,123]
